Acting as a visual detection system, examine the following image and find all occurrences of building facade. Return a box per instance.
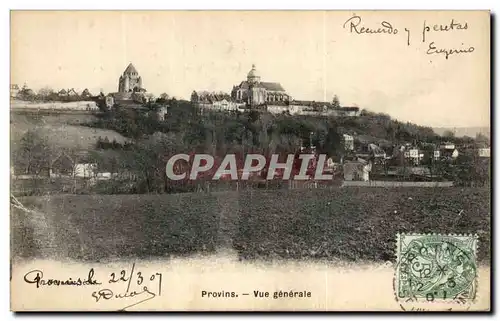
[343,160,371,181]
[343,134,355,151]
[191,64,360,118]
[191,91,246,111]
[231,64,291,106]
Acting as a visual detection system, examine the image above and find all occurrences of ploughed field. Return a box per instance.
[11,188,490,263]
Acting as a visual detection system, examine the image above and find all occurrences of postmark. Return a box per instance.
[395,233,478,304]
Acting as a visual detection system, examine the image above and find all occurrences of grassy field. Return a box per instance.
[235,188,490,262]
[11,188,490,263]
[10,112,129,151]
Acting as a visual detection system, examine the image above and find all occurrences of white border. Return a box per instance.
[3,1,499,10]
[2,1,498,320]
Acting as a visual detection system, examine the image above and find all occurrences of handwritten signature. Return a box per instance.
[23,263,163,311]
[23,268,101,288]
[426,41,475,60]
[343,15,475,60]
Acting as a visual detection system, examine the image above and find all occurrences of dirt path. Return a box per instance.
[10,195,58,260]
[215,192,240,257]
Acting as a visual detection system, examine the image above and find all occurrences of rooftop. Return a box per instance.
[123,63,138,75]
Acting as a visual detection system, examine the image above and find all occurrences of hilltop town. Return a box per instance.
[9,12,491,297]
[10,63,491,195]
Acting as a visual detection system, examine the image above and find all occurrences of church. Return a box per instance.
[231,64,291,106]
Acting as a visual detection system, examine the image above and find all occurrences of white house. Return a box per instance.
[478,148,490,158]
[267,104,290,114]
[157,105,169,121]
[74,163,97,178]
[340,107,361,117]
[440,142,456,150]
[343,134,354,151]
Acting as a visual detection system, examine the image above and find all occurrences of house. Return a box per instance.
[440,142,456,150]
[157,105,169,121]
[74,163,97,178]
[286,101,361,117]
[408,148,422,165]
[343,134,354,151]
[438,141,460,160]
[288,100,328,115]
[58,89,68,97]
[478,148,490,158]
[50,152,75,177]
[440,148,459,160]
[343,159,371,181]
[267,103,290,115]
[191,91,245,111]
[339,106,361,117]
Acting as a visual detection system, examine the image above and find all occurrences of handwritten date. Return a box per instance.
[91,263,163,311]
[23,264,164,311]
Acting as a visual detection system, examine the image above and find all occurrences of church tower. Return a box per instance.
[247,64,265,106]
[247,64,261,84]
[118,63,143,93]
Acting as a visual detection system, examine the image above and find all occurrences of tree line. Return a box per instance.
[11,98,490,194]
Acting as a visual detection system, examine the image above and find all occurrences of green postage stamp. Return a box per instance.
[395,233,478,304]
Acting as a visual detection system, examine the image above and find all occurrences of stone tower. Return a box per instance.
[247,64,261,84]
[247,64,265,106]
[118,63,143,93]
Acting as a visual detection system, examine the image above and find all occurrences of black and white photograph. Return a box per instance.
[9,10,491,311]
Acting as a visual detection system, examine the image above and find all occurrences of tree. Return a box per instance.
[475,132,490,147]
[332,95,340,108]
[122,132,184,193]
[81,88,92,99]
[13,130,51,176]
[18,85,36,101]
[442,130,455,139]
[37,86,55,101]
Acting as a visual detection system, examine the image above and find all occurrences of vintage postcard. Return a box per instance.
[10,10,491,311]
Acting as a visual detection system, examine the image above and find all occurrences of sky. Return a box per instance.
[11,11,490,128]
